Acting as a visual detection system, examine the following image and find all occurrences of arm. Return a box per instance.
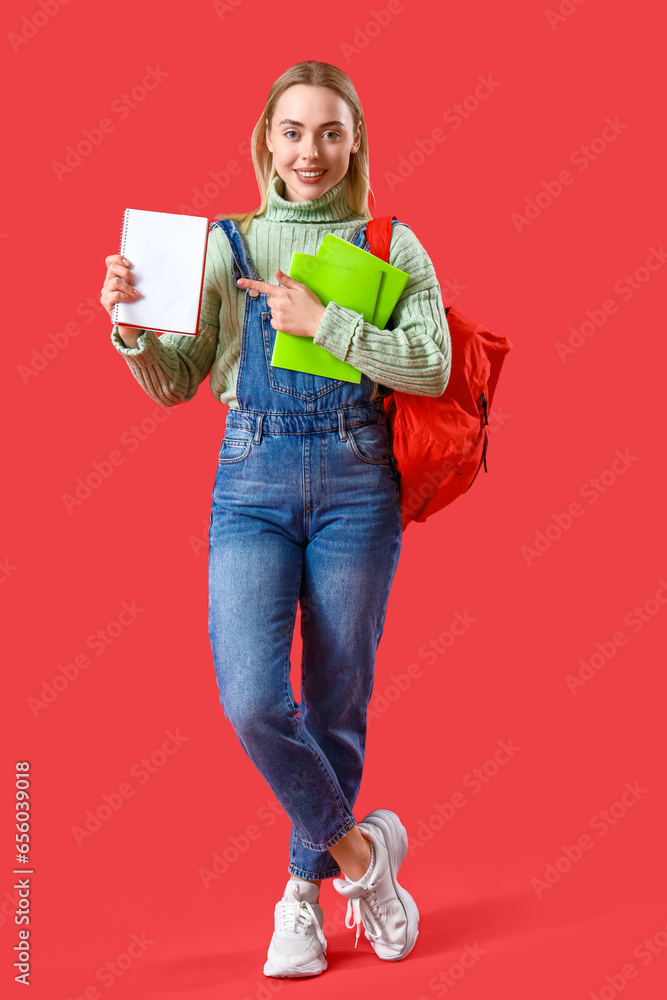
[312,224,452,397]
[109,239,222,407]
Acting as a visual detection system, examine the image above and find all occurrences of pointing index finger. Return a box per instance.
[237,277,276,294]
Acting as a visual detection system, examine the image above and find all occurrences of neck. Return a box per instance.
[263,173,358,223]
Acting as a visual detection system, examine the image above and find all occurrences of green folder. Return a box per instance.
[270,233,410,382]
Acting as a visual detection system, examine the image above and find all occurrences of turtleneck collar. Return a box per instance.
[263,173,357,223]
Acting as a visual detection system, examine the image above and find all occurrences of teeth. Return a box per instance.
[297,170,324,177]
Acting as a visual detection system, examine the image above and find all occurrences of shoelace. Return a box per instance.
[344,884,383,949]
[276,897,327,951]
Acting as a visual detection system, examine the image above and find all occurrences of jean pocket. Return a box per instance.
[218,432,253,465]
[347,421,393,466]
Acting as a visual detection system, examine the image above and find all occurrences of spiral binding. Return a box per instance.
[111,208,130,324]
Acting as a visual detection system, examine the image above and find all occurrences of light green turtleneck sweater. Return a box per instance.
[110,174,451,408]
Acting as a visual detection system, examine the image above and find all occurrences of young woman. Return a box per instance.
[101,60,451,979]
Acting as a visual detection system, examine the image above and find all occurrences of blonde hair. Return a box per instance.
[213,61,373,235]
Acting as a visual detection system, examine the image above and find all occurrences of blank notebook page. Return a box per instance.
[112,209,209,336]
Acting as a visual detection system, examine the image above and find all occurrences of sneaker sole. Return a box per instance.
[263,956,327,978]
[359,808,420,960]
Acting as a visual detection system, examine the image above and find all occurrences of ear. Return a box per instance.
[351,122,362,154]
[265,117,272,154]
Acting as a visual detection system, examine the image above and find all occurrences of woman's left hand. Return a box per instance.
[237,270,326,338]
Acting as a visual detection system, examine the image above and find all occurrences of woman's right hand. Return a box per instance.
[101,254,142,346]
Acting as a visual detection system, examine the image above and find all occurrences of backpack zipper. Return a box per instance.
[480,390,488,473]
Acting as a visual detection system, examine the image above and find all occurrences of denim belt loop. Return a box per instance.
[338,409,347,441]
[254,413,264,444]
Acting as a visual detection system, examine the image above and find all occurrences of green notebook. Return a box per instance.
[271,233,410,382]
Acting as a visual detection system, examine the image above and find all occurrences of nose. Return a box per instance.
[300,139,319,161]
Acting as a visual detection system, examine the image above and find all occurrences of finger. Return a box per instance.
[106,263,131,282]
[109,287,138,304]
[106,263,139,293]
[110,275,138,294]
[236,277,278,294]
[274,268,299,287]
[105,274,141,300]
[105,254,133,269]
[101,284,139,316]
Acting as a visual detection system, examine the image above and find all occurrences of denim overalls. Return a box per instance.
[207,218,405,881]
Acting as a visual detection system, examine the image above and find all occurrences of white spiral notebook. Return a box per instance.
[111,208,210,336]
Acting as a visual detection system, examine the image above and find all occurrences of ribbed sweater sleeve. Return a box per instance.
[109,242,222,407]
[312,224,452,397]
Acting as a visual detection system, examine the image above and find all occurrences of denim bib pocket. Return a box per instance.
[261,312,348,402]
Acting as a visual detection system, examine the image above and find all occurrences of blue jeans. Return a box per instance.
[207,219,403,880]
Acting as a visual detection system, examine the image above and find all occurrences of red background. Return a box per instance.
[3,1,666,997]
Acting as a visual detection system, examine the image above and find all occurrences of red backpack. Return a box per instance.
[364,216,513,531]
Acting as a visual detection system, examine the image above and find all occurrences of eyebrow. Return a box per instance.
[278,119,347,129]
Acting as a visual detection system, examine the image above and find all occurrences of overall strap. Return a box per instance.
[209,219,264,297]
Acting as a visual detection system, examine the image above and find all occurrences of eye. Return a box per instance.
[282,129,342,140]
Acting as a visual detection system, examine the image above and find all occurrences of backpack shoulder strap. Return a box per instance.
[366,216,394,262]
[349,217,411,258]
[363,217,449,314]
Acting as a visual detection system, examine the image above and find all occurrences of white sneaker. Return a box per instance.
[263,878,328,978]
[332,809,419,960]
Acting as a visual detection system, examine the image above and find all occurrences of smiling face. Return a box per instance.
[265,84,362,203]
